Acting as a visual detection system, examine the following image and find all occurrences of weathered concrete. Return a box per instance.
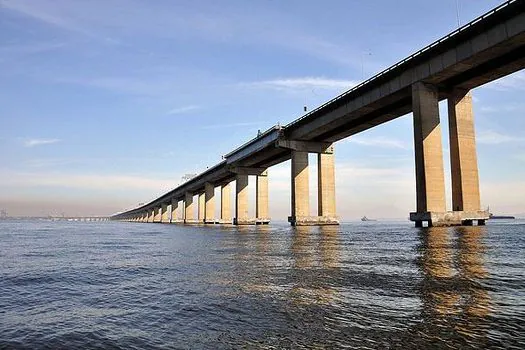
[412,82,446,216]
[184,192,196,223]
[317,151,339,224]
[205,182,217,223]
[276,139,333,154]
[255,170,270,224]
[448,89,483,212]
[170,199,181,223]
[220,183,232,224]
[289,151,310,225]
[153,207,162,223]
[410,210,488,226]
[234,174,249,225]
[161,203,169,223]
[198,193,205,223]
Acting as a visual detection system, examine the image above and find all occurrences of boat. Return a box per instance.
[489,213,515,220]
[487,206,515,220]
[361,216,376,222]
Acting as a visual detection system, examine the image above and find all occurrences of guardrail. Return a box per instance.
[284,0,517,129]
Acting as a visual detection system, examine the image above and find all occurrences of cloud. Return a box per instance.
[0,42,66,63]
[479,103,524,114]
[24,138,61,147]
[2,0,94,36]
[3,0,361,68]
[167,105,200,115]
[244,77,358,92]
[348,136,410,150]
[0,171,175,192]
[200,122,265,130]
[476,130,523,145]
[487,71,525,91]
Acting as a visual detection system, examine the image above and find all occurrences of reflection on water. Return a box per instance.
[1,220,524,349]
[415,226,494,347]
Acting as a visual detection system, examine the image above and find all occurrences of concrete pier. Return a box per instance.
[255,170,270,224]
[153,206,161,223]
[234,174,249,225]
[184,192,198,224]
[204,182,217,224]
[220,183,232,224]
[410,82,446,227]
[288,146,339,226]
[161,203,169,223]
[198,193,205,223]
[317,151,339,224]
[171,198,182,223]
[410,84,488,227]
[447,89,488,225]
[148,208,155,223]
[289,150,310,225]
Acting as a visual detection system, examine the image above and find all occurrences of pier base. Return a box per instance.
[410,210,489,227]
[233,218,271,225]
[288,216,339,226]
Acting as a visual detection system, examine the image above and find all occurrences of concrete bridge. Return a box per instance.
[112,0,525,227]
[49,217,110,222]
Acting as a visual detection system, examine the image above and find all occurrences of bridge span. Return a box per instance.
[113,0,525,227]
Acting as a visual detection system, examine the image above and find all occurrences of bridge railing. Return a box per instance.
[284,0,517,130]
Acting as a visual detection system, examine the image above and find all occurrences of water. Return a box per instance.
[1,220,524,349]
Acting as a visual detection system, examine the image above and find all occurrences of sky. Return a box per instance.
[1,0,524,219]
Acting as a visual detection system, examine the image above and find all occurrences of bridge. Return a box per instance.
[112,0,525,227]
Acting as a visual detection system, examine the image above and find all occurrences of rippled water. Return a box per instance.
[1,220,524,349]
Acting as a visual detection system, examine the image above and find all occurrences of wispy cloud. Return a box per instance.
[2,0,94,36]
[24,138,61,148]
[479,104,524,113]
[349,136,410,150]
[488,71,525,91]
[477,130,523,145]
[0,42,66,63]
[3,0,361,68]
[200,122,265,130]
[0,171,175,192]
[167,105,200,115]
[243,77,358,93]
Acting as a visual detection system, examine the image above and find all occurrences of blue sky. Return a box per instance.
[1,0,524,218]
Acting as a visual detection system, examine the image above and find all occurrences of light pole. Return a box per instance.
[455,0,461,28]
[361,51,372,81]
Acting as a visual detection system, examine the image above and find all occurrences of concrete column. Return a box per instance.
[318,151,336,217]
[148,208,155,223]
[198,192,205,222]
[412,82,446,214]
[142,211,148,222]
[448,89,481,212]
[184,192,194,223]
[205,182,215,223]
[154,206,161,222]
[291,151,310,221]
[221,182,231,223]
[256,170,269,220]
[161,203,169,223]
[235,174,249,224]
[171,198,179,223]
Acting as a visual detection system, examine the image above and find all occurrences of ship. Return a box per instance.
[489,213,515,220]
[361,216,377,222]
[487,206,515,220]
